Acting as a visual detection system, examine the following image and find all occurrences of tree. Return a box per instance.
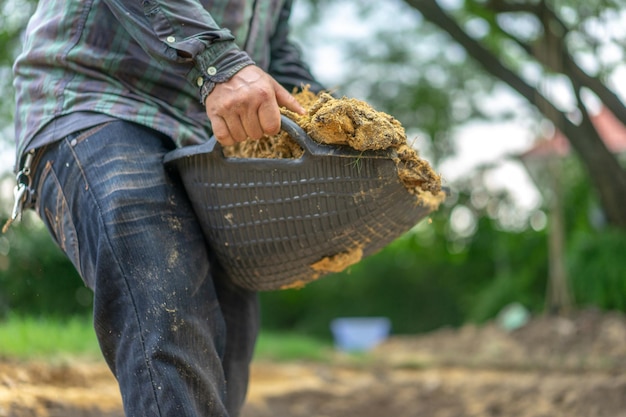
[300,0,626,228]
[399,0,626,228]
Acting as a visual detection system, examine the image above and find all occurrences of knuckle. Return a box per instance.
[264,119,280,135]
[256,88,272,102]
[212,126,229,141]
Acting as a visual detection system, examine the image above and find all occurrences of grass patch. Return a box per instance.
[253,331,334,362]
[0,314,100,360]
[0,315,334,363]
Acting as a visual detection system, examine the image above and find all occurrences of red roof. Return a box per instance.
[520,106,626,160]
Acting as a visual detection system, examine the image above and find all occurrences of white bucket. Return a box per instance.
[330,317,391,352]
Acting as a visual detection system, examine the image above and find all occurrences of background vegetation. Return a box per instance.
[1,0,626,344]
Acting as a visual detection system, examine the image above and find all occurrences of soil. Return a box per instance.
[2,308,626,417]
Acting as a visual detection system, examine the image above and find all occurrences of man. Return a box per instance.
[11,1,323,415]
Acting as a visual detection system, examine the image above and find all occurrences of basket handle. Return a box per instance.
[206,115,361,156]
[163,115,396,166]
[279,115,396,159]
[202,115,373,159]
[278,115,346,156]
[212,114,397,159]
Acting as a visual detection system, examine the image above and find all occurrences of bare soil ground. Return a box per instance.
[2,308,626,417]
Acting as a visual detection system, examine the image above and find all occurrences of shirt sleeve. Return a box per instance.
[268,0,325,93]
[103,0,254,103]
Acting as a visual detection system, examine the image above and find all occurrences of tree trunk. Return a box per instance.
[545,158,572,315]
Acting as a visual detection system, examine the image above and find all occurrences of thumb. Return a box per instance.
[273,80,306,115]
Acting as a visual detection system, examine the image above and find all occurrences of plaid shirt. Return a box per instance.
[13,0,321,170]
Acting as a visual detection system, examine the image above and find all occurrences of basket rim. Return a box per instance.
[163,115,397,166]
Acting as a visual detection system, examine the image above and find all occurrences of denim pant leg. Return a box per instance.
[32,121,259,417]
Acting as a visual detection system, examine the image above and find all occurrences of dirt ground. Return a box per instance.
[2,308,626,417]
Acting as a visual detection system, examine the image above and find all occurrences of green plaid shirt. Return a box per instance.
[13,0,321,170]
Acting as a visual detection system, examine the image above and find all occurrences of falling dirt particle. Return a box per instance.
[418,191,448,212]
[223,86,446,209]
[310,246,364,274]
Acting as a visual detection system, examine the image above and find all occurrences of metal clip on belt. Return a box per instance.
[2,150,35,233]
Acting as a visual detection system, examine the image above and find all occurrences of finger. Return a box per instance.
[274,80,305,115]
[241,113,265,140]
[211,116,236,146]
[222,114,248,143]
[257,99,282,136]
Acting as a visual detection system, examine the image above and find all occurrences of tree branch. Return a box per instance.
[483,0,539,14]
[404,1,558,126]
[537,3,626,128]
[483,0,626,128]
[404,0,626,227]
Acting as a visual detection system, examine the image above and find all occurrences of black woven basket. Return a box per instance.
[164,116,436,291]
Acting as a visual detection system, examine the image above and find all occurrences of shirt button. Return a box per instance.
[166,36,176,43]
[196,77,204,87]
[206,66,217,76]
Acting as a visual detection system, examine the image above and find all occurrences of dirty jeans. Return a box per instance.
[31,120,259,417]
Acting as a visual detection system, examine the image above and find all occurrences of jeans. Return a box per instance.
[31,121,260,417]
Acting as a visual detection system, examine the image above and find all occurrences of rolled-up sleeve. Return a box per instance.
[103,0,254,102]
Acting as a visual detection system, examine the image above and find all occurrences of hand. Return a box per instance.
[205,65,305,146]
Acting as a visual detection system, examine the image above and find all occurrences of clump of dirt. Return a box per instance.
[296,92,405,151]
[310,246,364,275]
[277,247,365,290]
[223,87,446,207]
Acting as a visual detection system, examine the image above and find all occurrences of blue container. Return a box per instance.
[330,317,391,352]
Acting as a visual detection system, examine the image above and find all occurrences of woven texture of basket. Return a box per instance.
[164,116,435,291]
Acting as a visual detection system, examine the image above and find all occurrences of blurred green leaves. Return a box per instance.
[0,209,89,317]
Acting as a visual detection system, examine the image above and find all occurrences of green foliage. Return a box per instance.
[469,271,544,324]
[0,212,90,317]
[253,331,333,362]
[561,158,600,233]
[260,206,549,339]
[0,315,335,362]
[568,229,626,311]
[0,314,99,360]
[551,157,626,311]
[260,219,462,339]
[463,219,548,323]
